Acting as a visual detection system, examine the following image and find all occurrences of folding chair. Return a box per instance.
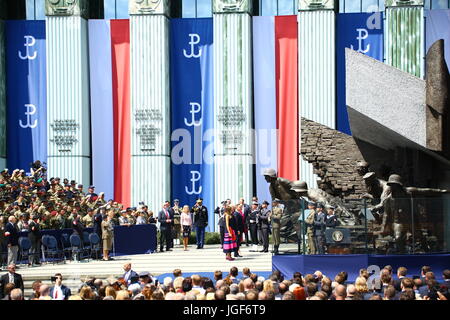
[69,234,90,262]
[60,233,72,260]
[18,237,32,266]
[43,235,64,264]
[88,233,101,260]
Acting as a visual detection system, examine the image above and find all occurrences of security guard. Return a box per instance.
[313,203,326,254]
[305,201,317,254]
[271,199,283,255]
[258,201,271,253]
[247,201,259,252]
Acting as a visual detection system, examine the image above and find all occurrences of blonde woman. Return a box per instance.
[263,279,274,293]
[355,276,373,300]
[180,205,193,251]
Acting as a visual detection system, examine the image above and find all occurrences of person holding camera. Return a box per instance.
[49,273,71,300]
[28,214,41,266]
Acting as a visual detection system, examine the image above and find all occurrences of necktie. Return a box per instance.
[54,288,58,299]
[165,210,169,219]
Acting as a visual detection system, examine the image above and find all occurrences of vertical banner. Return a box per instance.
[0,21,6,168]
[275,15,298,182]
[298,10,336,189]
[337,13,384,135]
[171,18,214,231]
[425,9,450,68]
[253,16,277,204]
[213,13,254,209]
[386,7,424,78]
[88,20,114,200]
[6,20,47,172]
[111,20,131,207]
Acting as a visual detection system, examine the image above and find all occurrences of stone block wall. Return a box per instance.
[300,117,367,199]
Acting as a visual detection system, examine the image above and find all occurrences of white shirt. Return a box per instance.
[52,285,64,300]
[8,272,14,284]
[192,285,205,295]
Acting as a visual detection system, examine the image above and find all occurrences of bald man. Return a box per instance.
[346,284,356,300]
[335,285,347,300]
[122,263,138,286]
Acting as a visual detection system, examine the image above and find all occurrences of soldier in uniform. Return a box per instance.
[172,199,182,246]
[258,201,271,253]
[247,201,259,252]
[313,203,326,254]
[271,199,283,255]
[81,208,95,228]
[304,201,317,254]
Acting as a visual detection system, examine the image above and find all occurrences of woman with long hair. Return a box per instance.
[180,205,192,251]
[223,207,237,261]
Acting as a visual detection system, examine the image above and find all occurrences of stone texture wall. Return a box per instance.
[300,117,367,199]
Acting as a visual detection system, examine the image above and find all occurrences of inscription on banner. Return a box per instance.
[49,119,79,153]
[217,106,246,149]
[135,108,162,152]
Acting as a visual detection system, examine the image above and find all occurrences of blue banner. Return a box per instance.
[6,21,47,172]
[170,18,214,231]
[88,20,115,200]
[253,16,277,205]
[426,9,450,69]
[337,13,384,135]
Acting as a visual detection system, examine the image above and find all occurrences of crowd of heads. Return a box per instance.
[6,263,448,301]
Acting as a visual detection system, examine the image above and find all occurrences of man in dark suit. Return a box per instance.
[0,264,24,299]
[258,201,271,253]
[93,208,103,240]
[122,262,139,286]
[191,199,208,249]
[5,216,19,266]
[157,201,173,252]
[239,198,251,246]
[28,215,42,266]
[313,203,326,254]
[49,273,71,300]
[233,206,245,258]
[393,267,408,292]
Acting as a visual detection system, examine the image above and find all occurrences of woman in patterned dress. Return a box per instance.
[223,206,237,261]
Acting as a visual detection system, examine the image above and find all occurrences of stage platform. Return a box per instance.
[11,244,272,296]
[272,253,450,282]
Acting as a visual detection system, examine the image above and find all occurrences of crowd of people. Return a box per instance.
[0,262,448,301]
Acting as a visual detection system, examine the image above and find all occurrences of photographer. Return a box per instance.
[49,273,71,300]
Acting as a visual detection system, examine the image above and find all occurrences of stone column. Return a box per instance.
[45,0,91,186]
[213,0,254,205]
[129,0,171,212]
[385,0,425,78]
[298,0,337,189]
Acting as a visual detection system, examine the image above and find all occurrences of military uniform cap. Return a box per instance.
[263,168,277,177]
[363,172,376,180]
[291,181,308,193]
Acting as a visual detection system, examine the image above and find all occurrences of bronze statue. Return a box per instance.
[290,181,359,226]
[263,168,298,201]
[376,174,449,253]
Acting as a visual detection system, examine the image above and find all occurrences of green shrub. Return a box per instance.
[205,232,221,245]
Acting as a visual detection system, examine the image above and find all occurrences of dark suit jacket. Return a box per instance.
[394,277,406,292]
[233,211,245,233]
[123,270,139,284]
[325,215,339,228]
[0,273,24,299]
[5,222,19,246]
[158,209,174,230]
[93,213,103,235]
[49,285,72,300]
[28,221,41,242]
